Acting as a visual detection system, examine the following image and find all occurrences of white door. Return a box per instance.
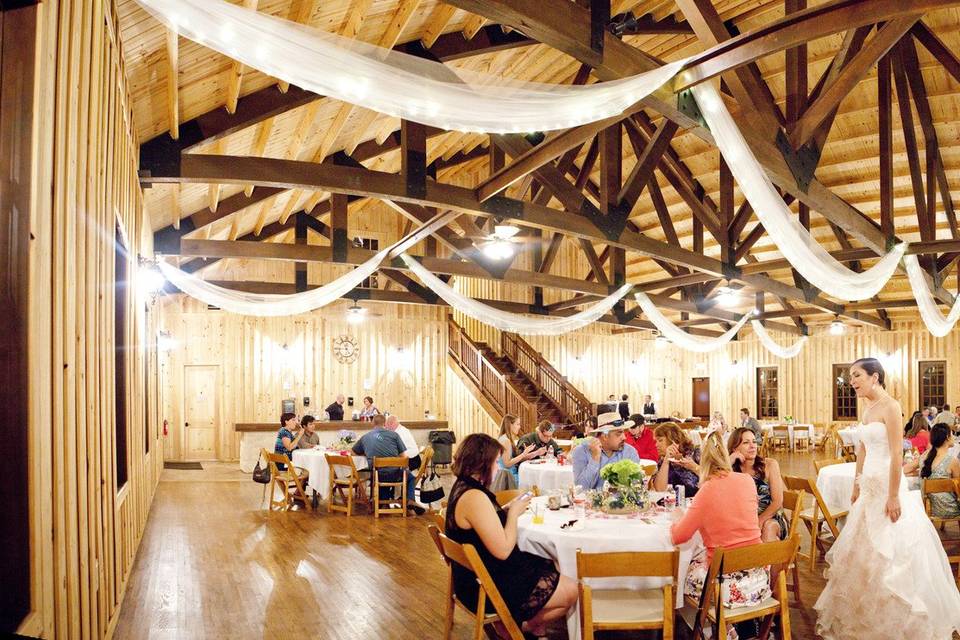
[183,365,219,460]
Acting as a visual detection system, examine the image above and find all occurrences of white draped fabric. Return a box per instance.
[691,82,905,301]
[904,255,960,337]
[634,293,750,352]
[401,254,633,335]
[135,0,687,133]
[159,248,389,316]
[750,320,807,358]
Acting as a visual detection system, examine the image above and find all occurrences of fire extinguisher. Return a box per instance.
[163,419,169,436]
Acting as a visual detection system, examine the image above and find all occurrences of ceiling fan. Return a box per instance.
[463,222,537,260]
[345,299,382,325]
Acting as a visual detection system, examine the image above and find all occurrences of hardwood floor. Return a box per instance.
[114,450,838,639]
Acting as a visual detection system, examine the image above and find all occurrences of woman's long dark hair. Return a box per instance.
[907,413,928,439]
[905,410,921,436]
[921,424,951,479]
[727,427,766,479]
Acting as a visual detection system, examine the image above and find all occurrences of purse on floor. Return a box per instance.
[252,453,271,484]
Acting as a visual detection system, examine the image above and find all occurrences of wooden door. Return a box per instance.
[692,378,710,418]
[183,365,219,460]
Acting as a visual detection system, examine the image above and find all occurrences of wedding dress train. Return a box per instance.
[814,421,960,639]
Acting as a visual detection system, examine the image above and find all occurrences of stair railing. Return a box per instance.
[448,319,537,429]
[501,332,593,427]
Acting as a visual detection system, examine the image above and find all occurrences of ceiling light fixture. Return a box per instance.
[829,317,845,336]
[346,302,367,325]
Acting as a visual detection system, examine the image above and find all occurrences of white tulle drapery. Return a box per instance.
[691,82,905,301]
[904,255,960,337]
[634,293,750,352]
[158,248,389,316]
[750,320,807,358]
[135,0,687,133]
[401,254,632,335]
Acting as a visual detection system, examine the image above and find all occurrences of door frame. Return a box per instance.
[692,377,710,419]
[181,364,221,461]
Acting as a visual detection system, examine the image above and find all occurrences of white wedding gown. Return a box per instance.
[815,421,960,639]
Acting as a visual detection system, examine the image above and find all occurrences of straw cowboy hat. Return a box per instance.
[589,412,635,434]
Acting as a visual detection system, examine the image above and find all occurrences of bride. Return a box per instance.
[815,358,960,639]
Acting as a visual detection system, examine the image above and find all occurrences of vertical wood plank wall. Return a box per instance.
[21,1,162,638]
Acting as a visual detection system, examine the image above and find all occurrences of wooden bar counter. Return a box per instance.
[235,420,450,472]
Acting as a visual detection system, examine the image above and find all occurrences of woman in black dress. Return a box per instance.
[445,433,577,638]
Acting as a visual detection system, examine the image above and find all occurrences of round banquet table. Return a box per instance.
[291,448,367,500]
[816,462,922,515]
[517,497,702,640]
[518,461,574,492]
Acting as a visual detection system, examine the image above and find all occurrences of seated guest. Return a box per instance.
[907,413,931,454]
[498,414,543,485]
[652,422,701,497]
[625,414,659,461]
[924,407,936,425]
[728,428,787,541]
[359,395,380,419]
[325,394,346,421]
[386,415,421,472]
[516,420,563,459]
[935,404,955,427]
[274,413,303,467]
[671,432,768,639]
[297,415,321,449]
[352,415,425,514]
[445,433,577,636]
[904,410,922,437]
[618,394,630,421]
[904,424,960,518]
[571,413,640,490]
[739,407,763,443]
[642,394,656,417]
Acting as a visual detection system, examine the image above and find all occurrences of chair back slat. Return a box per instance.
[720,536,800,574]
[325,453,359,481]
[576,549,679,579]
[782,489,806,540]
[813,457,846,474]
[374,456,408,469]
[495,490,521,506]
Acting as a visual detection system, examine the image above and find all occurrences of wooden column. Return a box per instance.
[295,212,308,292]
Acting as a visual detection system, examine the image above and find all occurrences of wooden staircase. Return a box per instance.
[447,317,593,430]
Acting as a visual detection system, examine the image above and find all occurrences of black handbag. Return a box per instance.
[418,471,445,506]
[252,453,271,484]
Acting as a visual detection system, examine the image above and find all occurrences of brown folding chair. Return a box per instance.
[770,426,790,452]
[373,456,408,518]
[813,457,846,474]
[326,453,370,516]
[781,489,806,605]
[689,537,799,640]
[428,525,524,640]
[793,425,811,452]
[783,475,846,571]
[922,477,960,587]
[263,450,311,511]
[495,490,521,506]
[414,445,435,486]
[576,549,679,640]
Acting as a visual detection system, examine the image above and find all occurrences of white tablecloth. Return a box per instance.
[761,423,816,449]
[291,448,367,500]
[838,427,861,448]
[518,461,574,492]
[518,499,702,640]
[815,462,857,513]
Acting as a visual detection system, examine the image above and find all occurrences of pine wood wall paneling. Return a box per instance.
[20,0,161,637]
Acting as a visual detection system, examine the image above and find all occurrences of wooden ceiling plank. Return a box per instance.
[789,17,918,148]
[225,0,260,115]
[278,0,320,92]
[462,14,488,40]
[421,4,458,47]
[164,28,179,140]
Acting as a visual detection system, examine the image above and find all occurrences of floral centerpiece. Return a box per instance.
[784,415,794,425]
[597,459,650,514]
[332,429,357,450]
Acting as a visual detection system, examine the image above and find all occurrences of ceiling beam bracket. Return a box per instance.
[676,89,707,130]
[775,129,817,193]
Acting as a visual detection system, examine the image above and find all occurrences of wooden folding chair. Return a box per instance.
[781,489,806,605]
[495,489,521,506]
[770,426,790,452]
[325,453,370,516]
[783,475,845,571]
[576,549,679,640]
[921,477,960,587]
[813,457,846,474]
[690,537,799,640]
[263,450,311,511]
[429,525,524,640]
[373,456,408,518]
[414,445,435,485]
[793,426,811,452]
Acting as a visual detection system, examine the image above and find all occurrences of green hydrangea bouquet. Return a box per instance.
[598,459,649,514]
[600,459,646,487]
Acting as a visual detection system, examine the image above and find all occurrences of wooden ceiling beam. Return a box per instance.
[420,4,458,47]
[164,28,179,140]
[617,119,677,212]
[225,0,259,114]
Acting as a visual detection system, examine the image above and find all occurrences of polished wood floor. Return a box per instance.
[113,451,845,639]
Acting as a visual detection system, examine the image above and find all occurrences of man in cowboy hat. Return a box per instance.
[572,412,641,490]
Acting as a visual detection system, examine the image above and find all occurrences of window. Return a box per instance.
[115,228,129,489]
[919,361,946,411]
[833,363,858,421]
[756,367,779,419]
[356,237,379,288]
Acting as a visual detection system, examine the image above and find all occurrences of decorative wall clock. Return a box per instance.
[333,334,359,364]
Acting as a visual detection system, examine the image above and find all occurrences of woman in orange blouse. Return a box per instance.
[671,432,769,636]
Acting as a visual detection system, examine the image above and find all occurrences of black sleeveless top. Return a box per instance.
[444,476,560,622]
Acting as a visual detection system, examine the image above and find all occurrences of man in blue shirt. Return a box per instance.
[572,412,640,490]
[352,415,425,514]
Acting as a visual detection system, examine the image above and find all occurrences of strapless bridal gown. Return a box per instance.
[815,421,960,639]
